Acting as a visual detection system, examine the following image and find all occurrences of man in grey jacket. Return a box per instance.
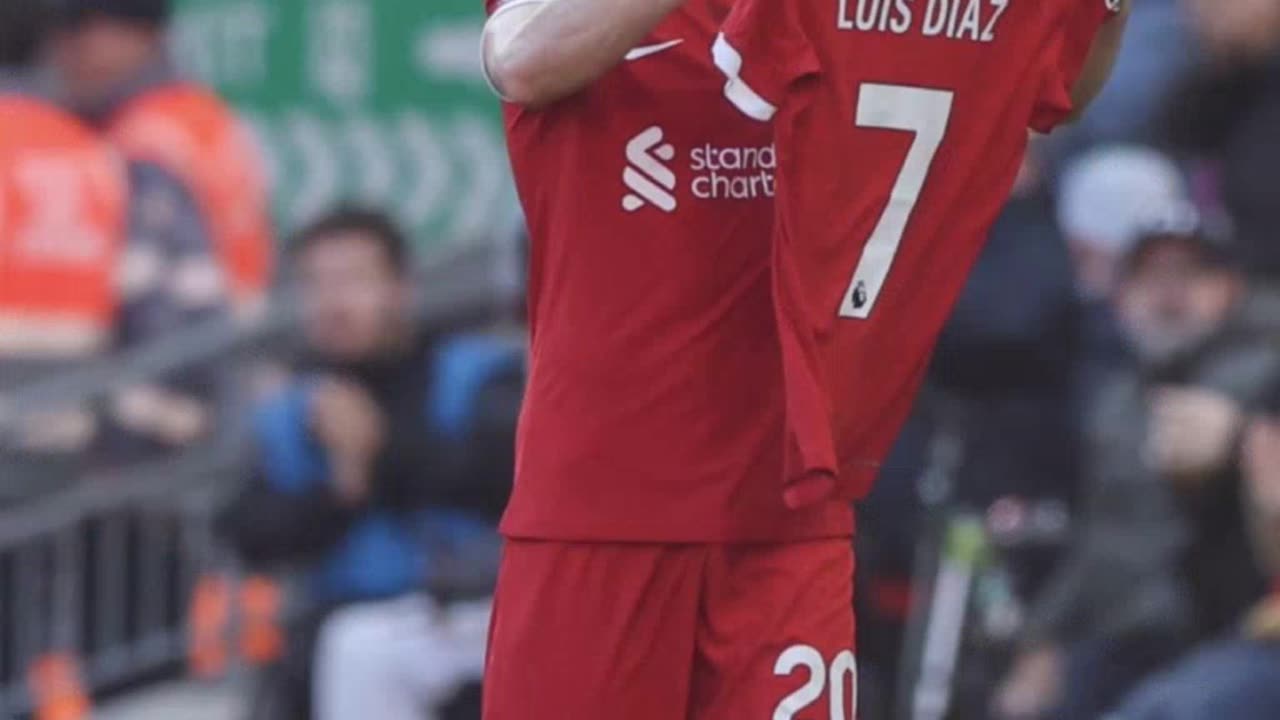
[1104,372,1280,720]
[995,224,1279,720]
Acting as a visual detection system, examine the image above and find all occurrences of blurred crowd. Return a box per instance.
[0,2,519,718]
[858,1,1280,718]
[0,0,268,472]
[0,0,1278,719]
[216,209,519,719]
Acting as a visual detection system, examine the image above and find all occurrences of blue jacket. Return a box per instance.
[250,334,521,604]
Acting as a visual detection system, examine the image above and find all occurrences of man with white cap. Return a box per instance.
[1057,145,1197,301]
[996,212,1278,720]
[1056,145,1202,395]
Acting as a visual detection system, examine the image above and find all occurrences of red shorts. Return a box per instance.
[482,539,857,720]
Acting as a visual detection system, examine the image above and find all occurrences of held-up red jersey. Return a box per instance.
[714,0,1119,501]
[488,0,853,542]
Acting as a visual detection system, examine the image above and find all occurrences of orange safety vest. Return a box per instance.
[107,83,273,309]
[0,95,126,359]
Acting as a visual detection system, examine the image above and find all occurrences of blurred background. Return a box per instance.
[0,0,1277,719]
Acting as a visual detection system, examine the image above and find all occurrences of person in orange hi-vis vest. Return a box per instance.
[49,0,253,456]
[0,0,127,454]
[52,0,274,319]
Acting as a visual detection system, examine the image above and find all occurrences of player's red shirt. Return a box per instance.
[714,0,1120,501]
[488,0,854,542]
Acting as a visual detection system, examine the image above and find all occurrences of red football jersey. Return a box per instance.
[714,0,1120,500]
[489,0,854,541]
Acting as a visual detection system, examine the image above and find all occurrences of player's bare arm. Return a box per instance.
[483,0,686,108]
[1065,0,1132,122]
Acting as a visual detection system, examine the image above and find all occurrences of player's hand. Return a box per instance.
[993,645,1064,720]
[310,377,386,501]
[1147,386,1244,485]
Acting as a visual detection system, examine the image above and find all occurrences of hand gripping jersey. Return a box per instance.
[0,94,126,358]
[714,0,1120,501]
[489,0,852,542]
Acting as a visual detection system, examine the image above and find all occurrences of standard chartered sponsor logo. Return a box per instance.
[690,143,775,200]
[622,126,775,213]
[623,126,678,213]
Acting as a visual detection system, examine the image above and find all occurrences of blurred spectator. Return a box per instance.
[1056,145,1199,388]
[219,208,519,720]
[863,148,1199,712]
[0,0,127,469]
[1104,378,1280,720]
[1163,0,1280,281]
[995,222,1280,720]
[52,0,274,314]
[930,144,1083,569]
[45,0,253,457]
[858,146,1082,712]
[1057,146,1192,304]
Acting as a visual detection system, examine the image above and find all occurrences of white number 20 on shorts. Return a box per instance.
[773,645,858,720]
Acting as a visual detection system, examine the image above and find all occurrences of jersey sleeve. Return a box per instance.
[481,0,545,100]
[712,0,819,122]
[1029,0,1120,133]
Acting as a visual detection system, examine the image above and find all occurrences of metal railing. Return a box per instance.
[0,448,239,717]
[0,235,522,716]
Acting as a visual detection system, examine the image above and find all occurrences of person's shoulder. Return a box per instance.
[1198,328,1280,406]
[126,80,235,117]
[0,95,98,145]
[111,80,251,156]
[435,333,525,385]
[429,332,525,437]
[0,92,70,120]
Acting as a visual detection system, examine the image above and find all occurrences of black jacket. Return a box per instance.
[219,333,520,570]
[1164,53,1280,278]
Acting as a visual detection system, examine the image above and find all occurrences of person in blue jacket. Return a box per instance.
[220,207,522,720]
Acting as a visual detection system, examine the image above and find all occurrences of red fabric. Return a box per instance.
[716,0,1114,505]
[714,0,819,110]
[483,539,856,720]
[1030,0,1120,131]
[494,1,852,542]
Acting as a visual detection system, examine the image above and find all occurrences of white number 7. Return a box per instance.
[840,84,954,319]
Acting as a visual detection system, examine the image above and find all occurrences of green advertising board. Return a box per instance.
[172,0,513,249]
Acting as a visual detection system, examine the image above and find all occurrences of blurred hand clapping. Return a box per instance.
[310,377,387,502]
[1147,386,1245,485]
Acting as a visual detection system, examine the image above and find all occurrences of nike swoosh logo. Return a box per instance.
[625,39,685,61]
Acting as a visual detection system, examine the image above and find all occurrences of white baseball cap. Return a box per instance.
[1057,145,1196,255]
